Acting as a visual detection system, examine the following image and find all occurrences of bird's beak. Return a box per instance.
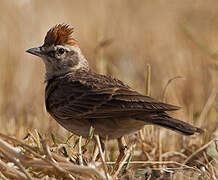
[26,47,44,57]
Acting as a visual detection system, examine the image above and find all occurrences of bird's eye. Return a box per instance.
[58,48,65,54]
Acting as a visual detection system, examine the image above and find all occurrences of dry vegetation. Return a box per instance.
[0,0,217,179]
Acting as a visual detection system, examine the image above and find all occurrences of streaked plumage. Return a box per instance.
[27,24,203,140]
[45,69,202,139]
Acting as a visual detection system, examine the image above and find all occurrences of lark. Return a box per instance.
[27,24,203,168]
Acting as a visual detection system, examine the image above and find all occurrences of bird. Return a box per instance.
[26,24,203,171]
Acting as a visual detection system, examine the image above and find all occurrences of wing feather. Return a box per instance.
[45,71,180,120]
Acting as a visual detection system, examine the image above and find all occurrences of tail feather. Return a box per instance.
[151,117,203,135]
[138,113,204,135]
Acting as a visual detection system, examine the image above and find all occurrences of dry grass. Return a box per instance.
[0,0,217,179]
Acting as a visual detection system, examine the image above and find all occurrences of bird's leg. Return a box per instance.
[111,136,127,175]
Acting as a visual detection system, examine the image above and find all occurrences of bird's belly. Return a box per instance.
[54,117,145,139]
[94,118,146,139]
[53,117,92,137]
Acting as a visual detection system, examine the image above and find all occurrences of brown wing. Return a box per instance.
[45,70,180,120]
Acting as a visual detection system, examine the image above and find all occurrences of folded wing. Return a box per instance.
[46,77,180,120]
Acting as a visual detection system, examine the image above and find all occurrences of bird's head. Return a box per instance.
[27,24,89,80]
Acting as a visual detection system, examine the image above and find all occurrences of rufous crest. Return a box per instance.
[43,24,77,46]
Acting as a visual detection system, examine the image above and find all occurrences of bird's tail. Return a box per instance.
[146,114,203,135]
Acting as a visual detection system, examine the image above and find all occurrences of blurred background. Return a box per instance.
[0,0,217,161]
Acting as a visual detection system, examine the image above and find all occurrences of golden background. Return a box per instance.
[0,1,217,178]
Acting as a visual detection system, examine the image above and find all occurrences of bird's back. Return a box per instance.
[45,69,180,117]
